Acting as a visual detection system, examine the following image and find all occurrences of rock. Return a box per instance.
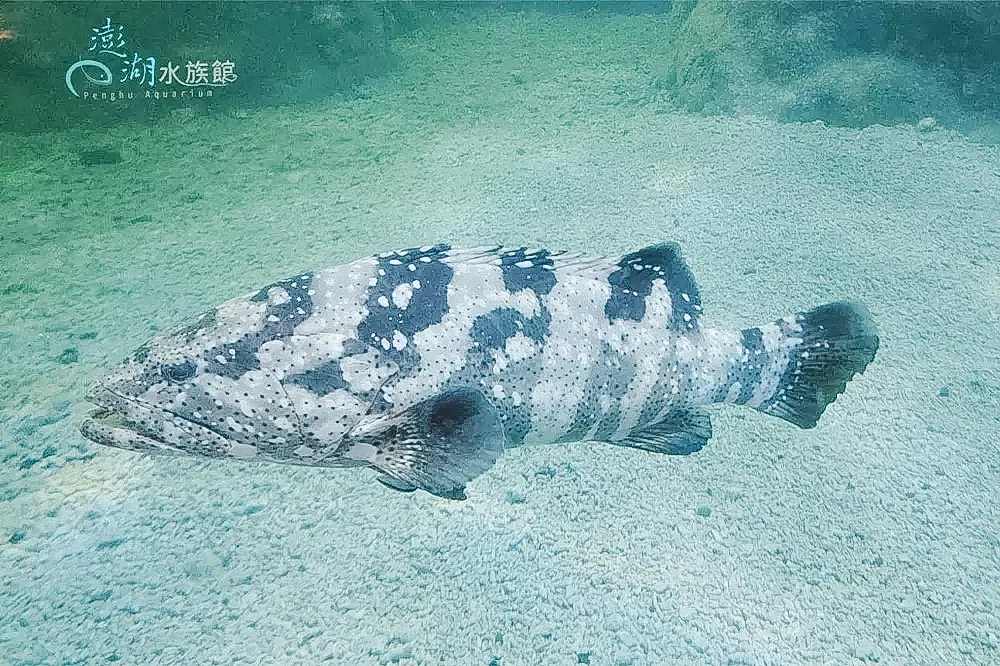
[505,490,527,504]
[57,347,79,364]
[917,116,937,131]
[79,147,123,165]
[854,639,880,662]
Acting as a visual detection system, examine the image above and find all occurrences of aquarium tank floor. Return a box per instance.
[1,6,999,666]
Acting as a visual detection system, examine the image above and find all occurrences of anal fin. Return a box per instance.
[619,407,712,455]
[377,475,418,493]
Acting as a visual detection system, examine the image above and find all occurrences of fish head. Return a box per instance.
[82,289,310,460]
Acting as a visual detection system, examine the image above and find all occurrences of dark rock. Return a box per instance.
[1,282,38,295]
[536,466,556,479]
[505,490,527,504]
[57,347,78,364]
[79,147,122,165]
[96,538,125,550]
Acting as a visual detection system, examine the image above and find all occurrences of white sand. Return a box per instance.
[1,13,998,666]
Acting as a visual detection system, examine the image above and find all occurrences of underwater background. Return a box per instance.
[1,2,998,664]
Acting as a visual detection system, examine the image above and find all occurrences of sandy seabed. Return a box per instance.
[1,13,998,666]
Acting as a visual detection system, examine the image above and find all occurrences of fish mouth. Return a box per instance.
[81,384,230,455]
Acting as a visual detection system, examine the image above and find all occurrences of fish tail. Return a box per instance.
[729,302,879,428]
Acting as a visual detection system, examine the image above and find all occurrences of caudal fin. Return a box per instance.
[737,302,879,429]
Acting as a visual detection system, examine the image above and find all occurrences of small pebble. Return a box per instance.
[938,386,950,397]
[79,147,122,165]
[577,652,591,664]
[9,531,26,544]
[380,645,412,664]
[695,506,711,517]
[916,116,936,132]
[505,490,527,504]
[853,639,880,662]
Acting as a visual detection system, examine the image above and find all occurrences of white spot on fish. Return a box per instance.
[377,295,390,308]
[492,383,506,399]
[345,441,378,461]
[391,283,413,309]
[294,445,315,457]
[368,277,378,287]
[268,287,290,306]
[412,280,421,289]
[389,259,403,266]
[392,330,407,350]
[380,337,391,350]
[511,390,522,407]
[229,442,258,458]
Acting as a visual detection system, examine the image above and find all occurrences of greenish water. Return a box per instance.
[1,3,998,665]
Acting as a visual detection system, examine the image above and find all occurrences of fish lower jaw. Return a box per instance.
[81,385,223,455]
[80,409,185,454]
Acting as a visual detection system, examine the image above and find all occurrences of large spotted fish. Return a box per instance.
[82,243,879,499]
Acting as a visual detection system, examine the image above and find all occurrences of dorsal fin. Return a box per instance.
[389,243,703,329]
[605,243,702,330]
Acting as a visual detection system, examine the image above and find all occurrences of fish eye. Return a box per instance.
[162,360,197,383]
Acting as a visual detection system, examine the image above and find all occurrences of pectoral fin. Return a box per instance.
[353,388,506,500]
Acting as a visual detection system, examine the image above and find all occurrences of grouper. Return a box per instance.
[82,243,879,499]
